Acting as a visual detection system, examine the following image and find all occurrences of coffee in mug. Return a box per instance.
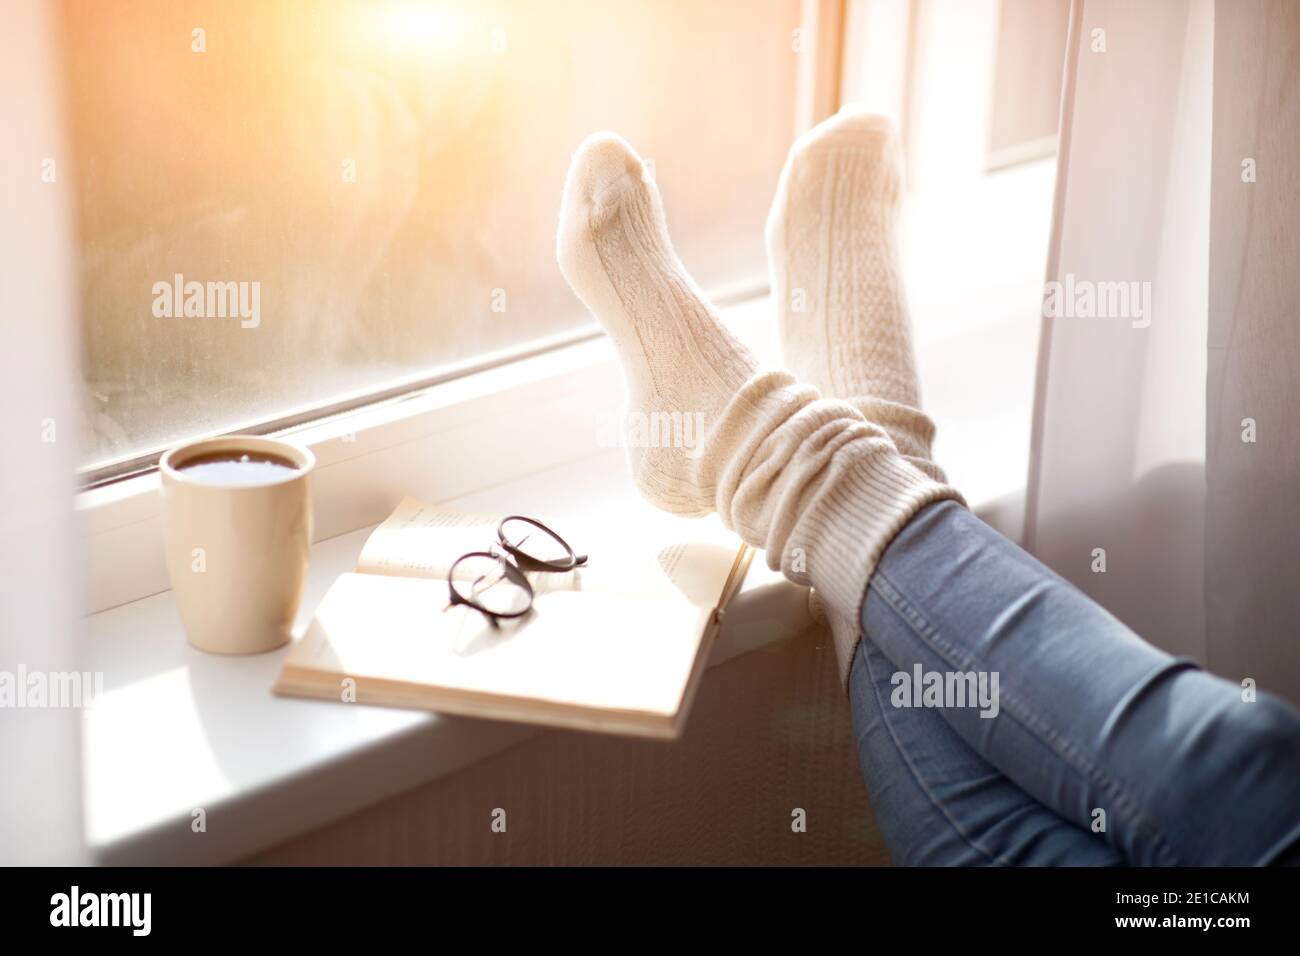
[160,436,315,654]
[175,449,303,486]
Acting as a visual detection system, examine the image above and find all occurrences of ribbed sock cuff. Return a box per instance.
[802,454,964,690]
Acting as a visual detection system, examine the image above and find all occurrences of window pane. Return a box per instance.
[986,0,1069,168]
[64,0,801,470]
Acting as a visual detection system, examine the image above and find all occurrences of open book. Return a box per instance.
[273,497,753,738]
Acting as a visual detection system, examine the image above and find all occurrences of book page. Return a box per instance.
[355,497,745,611]
[356,499,500,580]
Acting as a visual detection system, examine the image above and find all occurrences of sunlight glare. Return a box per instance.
[381,1,469,55]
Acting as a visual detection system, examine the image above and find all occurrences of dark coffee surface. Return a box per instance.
[176,450,301,486]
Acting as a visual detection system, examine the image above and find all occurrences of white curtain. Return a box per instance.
[0,0,87,863]
[1027,0,1299,704]
[1202,0,1300,702]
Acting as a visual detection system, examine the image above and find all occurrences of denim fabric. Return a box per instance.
[849,500,1300,866]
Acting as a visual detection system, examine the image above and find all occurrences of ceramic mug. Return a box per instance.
[160,435,315,654]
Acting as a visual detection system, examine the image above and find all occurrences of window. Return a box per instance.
[986,0,1069,170]
[65,0,803,479]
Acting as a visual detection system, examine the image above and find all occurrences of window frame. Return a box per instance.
[78,321,605,489]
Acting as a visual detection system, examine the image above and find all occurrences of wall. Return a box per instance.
[248,628,890,865]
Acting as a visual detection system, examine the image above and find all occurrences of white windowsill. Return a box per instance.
[81,293,1036,865]
[84,449,817,865]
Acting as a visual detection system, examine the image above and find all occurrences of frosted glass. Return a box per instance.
[63,0,801,469]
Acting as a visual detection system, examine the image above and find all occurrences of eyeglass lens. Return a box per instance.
[498,516,573,567]
[449,554,532,616]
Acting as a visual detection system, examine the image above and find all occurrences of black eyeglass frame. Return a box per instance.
[446,515,588,625]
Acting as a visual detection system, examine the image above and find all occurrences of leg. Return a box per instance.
[767,112,1300,866]
[849,636,1122,865]
[767,110,955,683]
[865,499,1300,865]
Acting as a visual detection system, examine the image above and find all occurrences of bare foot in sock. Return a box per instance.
[557,132,765,516]
[767,108,944,481]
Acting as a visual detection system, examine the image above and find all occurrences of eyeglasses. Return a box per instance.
[446,515,588,626]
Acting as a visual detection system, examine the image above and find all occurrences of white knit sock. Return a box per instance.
[558,133,962,658]
[767,108,946,484]
[557,132,759,516]
[808,589,864,681]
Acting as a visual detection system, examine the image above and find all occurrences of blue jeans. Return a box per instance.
[849,500,1300,865]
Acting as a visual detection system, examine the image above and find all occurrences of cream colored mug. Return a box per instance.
[160,436,315,654]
